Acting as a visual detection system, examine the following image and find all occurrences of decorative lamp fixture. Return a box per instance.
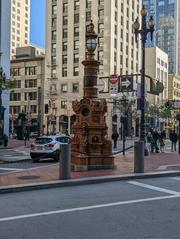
[86,20,97,54]
[141,5,147,17]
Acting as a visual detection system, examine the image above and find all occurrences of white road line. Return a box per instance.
[0,167,23,171]
[128,181,180,195]
[0,195,179,222]
[171,177,180,181]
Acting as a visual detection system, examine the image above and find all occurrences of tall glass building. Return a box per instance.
[143,0,180,75]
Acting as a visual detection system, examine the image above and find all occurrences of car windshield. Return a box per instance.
[35,137,52,144]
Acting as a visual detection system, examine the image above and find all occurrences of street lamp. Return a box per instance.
[133,5,155,172]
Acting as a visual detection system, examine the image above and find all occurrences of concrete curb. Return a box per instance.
[1,170,180,194]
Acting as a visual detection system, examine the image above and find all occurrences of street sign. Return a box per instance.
[173,101,180,109]
[120,76,133,92]
[109,74,119,94]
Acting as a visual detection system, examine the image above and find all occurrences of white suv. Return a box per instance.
[30,135,70,162]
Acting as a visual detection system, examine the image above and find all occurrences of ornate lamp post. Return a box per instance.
[71,21,114,171]
[133,6,155,172]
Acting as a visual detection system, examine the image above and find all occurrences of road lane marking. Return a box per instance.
[0,194,179,222]
[128,181,180,195]
[171,177,180,181]
[0,167,23,171]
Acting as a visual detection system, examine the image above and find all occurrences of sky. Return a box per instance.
[30,0,46,48]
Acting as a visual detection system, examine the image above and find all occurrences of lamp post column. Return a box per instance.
[133,6,155,172]
[140,16,146,143]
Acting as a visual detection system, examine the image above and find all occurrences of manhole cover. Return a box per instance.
[18,175,40,180]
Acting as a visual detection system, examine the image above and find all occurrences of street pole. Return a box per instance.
[176,113,180,154]
[133,6,155,173]
[37,87,42,136]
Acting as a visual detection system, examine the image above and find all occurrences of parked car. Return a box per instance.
[30,134,71,162]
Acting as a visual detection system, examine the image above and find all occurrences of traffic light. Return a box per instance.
[150,79,164,95]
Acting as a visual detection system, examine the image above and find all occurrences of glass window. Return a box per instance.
[72,83,79,93]
[61,84,68,92]
[73,67,79,76]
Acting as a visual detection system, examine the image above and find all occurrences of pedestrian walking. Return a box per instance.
[170,130,177,152]
[3,134,8,147]
[159,135,165,152]
[112,131,119,149]
[152,129,159,153]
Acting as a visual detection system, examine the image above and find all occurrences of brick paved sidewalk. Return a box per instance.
[0,138,34,149]
[0,151,180,187]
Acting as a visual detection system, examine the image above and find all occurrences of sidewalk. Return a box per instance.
[0,150,180,188]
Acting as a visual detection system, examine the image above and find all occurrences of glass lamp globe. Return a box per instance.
[86,38,97,52]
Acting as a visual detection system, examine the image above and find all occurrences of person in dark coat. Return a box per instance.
[152,130,159,153]
[3,134,8,147]
[112,131,119,149]
[170,130,177,152]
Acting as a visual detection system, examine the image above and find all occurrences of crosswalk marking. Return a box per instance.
[128,181,180,196]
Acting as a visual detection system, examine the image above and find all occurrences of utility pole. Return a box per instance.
[37,87,42,136]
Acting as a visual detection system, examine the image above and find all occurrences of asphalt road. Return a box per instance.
[0,177,180,239]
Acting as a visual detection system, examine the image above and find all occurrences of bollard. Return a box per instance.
[59,144,71,180]
[134,141,144,173]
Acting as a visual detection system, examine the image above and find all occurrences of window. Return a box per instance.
[86,11,91,21]
[10,106,20,114]
[31,105,37,113]
[63,29,68,38]
[74,0,80,10]
[62,41,67,51]
[73,67,79,76]
[62,67,67,77]
[98,51,103,61]
[61,84,68,92]
[86,0,91,8]
[74,53,79,63]
[25,79,37,88]
[74,27,79,37]
[63,16,68,25]
[52,18,57,27]
[51,56,56,65]
[62,55,67,64]
[74,14,79,23]
[52,30,56,41]
[98,0,104,5]
[72,83,79,93]
[61,101,67,109]
[14,80,21,88]
[63,3,68,13]
[10,93,21,101]
[25,92,37,101]
[25,66,36,75]
[10,68,20,76]
[52,43,56,53]
[98,37,104,47]
[98,23,104,34]
[74,40,79,50]
[52,5,57,15]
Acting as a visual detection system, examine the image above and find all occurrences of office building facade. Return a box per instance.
[0,0,11,136]
[45,0,141,135]
[11,0,30,57]
[143,0,180,76]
